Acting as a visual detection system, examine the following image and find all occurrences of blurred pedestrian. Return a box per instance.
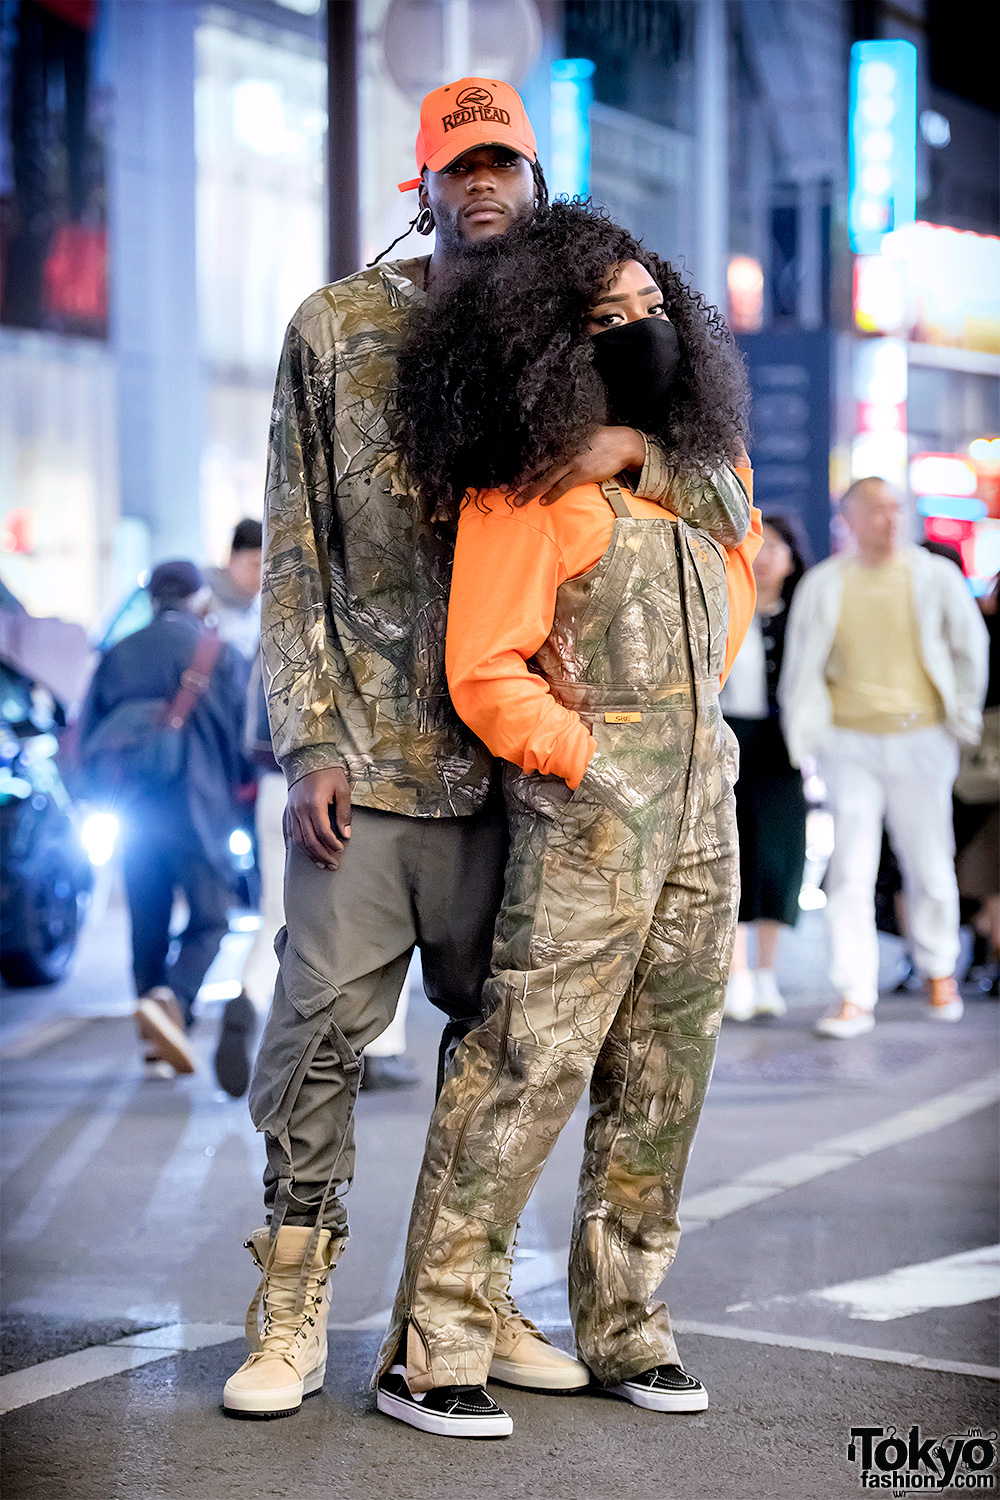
[205,519,262,665]
[780,478,989,1038]
[953,573,999,991]
[721,514,810,1020]
[79,561,247,1077]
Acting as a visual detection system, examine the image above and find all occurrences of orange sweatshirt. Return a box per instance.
[446,471,762,789]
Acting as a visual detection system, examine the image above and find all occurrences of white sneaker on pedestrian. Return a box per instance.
[814,1001,875,1039]
[925,975,964,1022]
[143,1058,176,1081]
[753,969,787,1017]
[724,969,756,1021]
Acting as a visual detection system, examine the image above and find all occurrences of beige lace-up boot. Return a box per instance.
[223,1226,341,1416]
[488,1240,590,1391]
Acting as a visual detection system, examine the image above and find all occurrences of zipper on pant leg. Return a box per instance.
[398,994,515,1369]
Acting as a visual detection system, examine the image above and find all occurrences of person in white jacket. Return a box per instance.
[780,477,989,1038]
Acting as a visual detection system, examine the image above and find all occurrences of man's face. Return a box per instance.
[419,146,536,255]
[228,548,262,598]
[845,480,902,554]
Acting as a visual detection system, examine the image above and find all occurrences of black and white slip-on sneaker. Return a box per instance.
[610,1365,708,1412]
[376,1367,513,1437]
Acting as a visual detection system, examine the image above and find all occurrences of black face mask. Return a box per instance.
[590,317,681,433]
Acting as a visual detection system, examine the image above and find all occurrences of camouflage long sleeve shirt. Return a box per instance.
[260,255,751,818]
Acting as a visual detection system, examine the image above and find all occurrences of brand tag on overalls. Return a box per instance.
[604,712,641,723]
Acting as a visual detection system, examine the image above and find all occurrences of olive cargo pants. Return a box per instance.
[247,798,506,1238]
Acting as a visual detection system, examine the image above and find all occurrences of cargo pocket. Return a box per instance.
[248,929,362,1136]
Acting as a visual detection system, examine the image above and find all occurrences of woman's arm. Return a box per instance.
[639,441,752,548]
[512,429,752,549]
[446,504,596,789]
[721,490,763,685]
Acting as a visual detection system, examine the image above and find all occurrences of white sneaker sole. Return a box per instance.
[488,1353,590,1391]
[136,1002,196,1075]
[814,1018,875,1039]
[376,1387,513,1437]
[611,1381,709,1412]
[926,1003,963,1022]
[223,1361,325,1415]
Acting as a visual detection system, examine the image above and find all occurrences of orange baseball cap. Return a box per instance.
[398,77,537,192]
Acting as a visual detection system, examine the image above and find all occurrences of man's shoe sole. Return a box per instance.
[376,1387,513,1437]
[135,1002,196,1074]
[214,994,255,1097]
[223,1362,325,1417]
[488,1355,590,1391]
[610,1381,709,1412]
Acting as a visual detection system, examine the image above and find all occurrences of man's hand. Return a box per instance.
[284,767,352,870]
[515,426,646,507]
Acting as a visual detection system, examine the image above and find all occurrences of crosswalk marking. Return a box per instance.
[809,1245,1000,1322]
[679,1072,1000,1230]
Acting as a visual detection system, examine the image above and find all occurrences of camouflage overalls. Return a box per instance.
[377,483,740,1389]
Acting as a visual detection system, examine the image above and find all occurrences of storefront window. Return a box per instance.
[194,16,326,558]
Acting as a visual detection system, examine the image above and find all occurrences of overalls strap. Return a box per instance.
[600,479,635,520]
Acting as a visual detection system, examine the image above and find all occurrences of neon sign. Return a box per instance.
[849,40,916,256]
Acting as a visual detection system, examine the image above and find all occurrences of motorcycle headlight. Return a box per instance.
[81,811,120,866]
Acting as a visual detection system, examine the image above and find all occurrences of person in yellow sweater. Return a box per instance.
[780,476,988,1038]
[372,203,761,1437]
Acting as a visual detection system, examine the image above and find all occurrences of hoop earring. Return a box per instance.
[416,207,435,236]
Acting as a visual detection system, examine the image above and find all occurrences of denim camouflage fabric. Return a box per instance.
[376,485,739,1389]
[260,257,751,810]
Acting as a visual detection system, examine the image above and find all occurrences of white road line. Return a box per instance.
[680,1071,1000,1230]
[808,1245,1000,1322]
[4,1311,995,1417]
[669,1319,1000,1381]
[0,1323,243,1414]
[332,1074,1000,1331]
[0,1017,90,1060]
[4,1073,140,1246]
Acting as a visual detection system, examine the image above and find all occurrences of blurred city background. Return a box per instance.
[0,3,997,1496]
[1,0,997,631]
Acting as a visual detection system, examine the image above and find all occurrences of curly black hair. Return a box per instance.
[393,200,750,523]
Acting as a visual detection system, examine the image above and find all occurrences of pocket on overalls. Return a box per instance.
[503,762,574,823]
[248,930,361,1136]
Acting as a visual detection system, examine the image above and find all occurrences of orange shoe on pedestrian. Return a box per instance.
[925,976,963,1023]
[135,987,196,1074]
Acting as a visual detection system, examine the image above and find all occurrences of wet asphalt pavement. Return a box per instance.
[1,885,997,1499]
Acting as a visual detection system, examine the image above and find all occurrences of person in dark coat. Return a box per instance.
[720,514,811,1019]
[79,560,247,1076]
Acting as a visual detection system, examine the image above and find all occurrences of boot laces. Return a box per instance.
[491,1226,541,1339]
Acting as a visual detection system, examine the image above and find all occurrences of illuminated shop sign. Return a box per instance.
[854,222,1000,353]
[550,58,595,201]
[848,40,916,256]
[852,337,907,485]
